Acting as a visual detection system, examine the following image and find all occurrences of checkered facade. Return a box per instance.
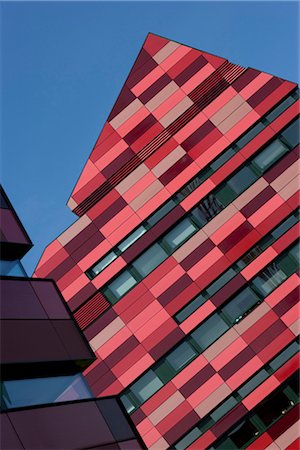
[35,34,299,449]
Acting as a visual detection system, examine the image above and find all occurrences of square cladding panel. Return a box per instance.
[34,33,300,450]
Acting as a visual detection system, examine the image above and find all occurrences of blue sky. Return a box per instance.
[1,1,299,275]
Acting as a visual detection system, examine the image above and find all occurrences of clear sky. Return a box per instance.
[1,1,299,275]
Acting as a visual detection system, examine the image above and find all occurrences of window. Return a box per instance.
[105,270,137,302]
[225,419,260,449]
[1,374,92,409]
[237,369,269,398]
[256,390,293,427]
[162,218,197,251]
[118,226,147,252]
[236,122,265,149]
[175,428,202,450]
[269,341,299,371]
[175,294,207,323]
[210,147,236,171]
[130,370,163,403]
[215,184,236,207]
[227,166,257,195]
[206,268,237,297]
[165,341,197,372]
[280,118,300,148]
[0,260,27,277]
[89,251,117,278]
[132,243,168,277]
[252,139,289,173]
[191,314,229,351]
[147,200,176,226]
[221,287,261,324]
[210,396,238,422]
[265,95,295,123]
[252,263,287,297]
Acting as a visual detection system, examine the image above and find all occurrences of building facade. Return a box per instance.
[35,34,299,449]
[0,185,143,450]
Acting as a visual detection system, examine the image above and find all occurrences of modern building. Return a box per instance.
[0,186,143,450]
[35,33,299,449]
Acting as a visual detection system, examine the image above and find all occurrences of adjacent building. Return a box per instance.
[0,185,143,450]
[34,33,299,449]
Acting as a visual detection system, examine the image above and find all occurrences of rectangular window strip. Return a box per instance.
[100,117,299,305]
[175,209,299,323]
[120,242,300,414]
[208,372,299,450]
[173,339,299,450]
[85,89,299,281]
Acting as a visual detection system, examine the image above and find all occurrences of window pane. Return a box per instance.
[0,260,27,277]
[176,175,205,202]
[206,268,237,297]
[211,396,238,422]
[252,264,287,296]
[281,118,300,148]
[227,419,260,448]
[271,214,298,240]
[227,166,257,195]
[256,391,292,427]
[252,139,289,173]
[108,270,137,299]
[191,314,229,351]
[192,194,224,224]
[1,374,92,409]
[237,369,269,398]
[118,226,147,252]
[147,200,176,226]
[222,287,260,324]
[90,251,117,277]
[236,122,265,149]
[215,184,236,208]
[175,294,206,323]
[236,245,265,270]
[162,218,197,250]
[166,341,198,372]
[211,147,236,171]
[132,243,168,277]
[131,370,163,403]
[266,95,295,123]
[269,342,299,371]
[120,394,136,414]
[175,428,202,450]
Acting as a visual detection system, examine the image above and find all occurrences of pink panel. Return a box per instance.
[141,382,177,416]
[127,301,162,333]
[269,100,299,133]
[258,328,294,364]
[160,45,191,71]
[156,400,194,435]
[281,303,300,327]
[164,162,201,195]
[117,353,155,386]
[225,110,260,143]
[96,326,132,359]
[241,247,278,281]
[242,375,280,410]
[152,88,186,120]
[180,179,215,211]
[210,337,248,371]
[131,66,165,96]
[187,373,223,408]
[187,247,224,281]
[61,273,90,301]
[150,265,186,298]
[242,310,278,345]
[254,81,297,116]
[181,63,215,94]
[173,112,207,144]
[173,355,208,389]
[226,356,263,390]
[239,72,273,100]
[194,135,230,169]
[266,274,300,308]
[210,212,246,245]
[179,301,215,335]
[202,87,237,118]
[248,195,285,228]
[135,309,170,342]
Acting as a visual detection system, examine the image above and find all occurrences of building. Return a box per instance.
[34,33,299,449]
[0,185,143,450]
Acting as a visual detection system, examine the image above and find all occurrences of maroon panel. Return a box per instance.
[211,404,248,438]
[211,274,246,308]
[165,410,200,445]
[85,360,110,386]
[108,86,137,122]
[219,346,256,380]
[126,58,158,90]
[68,283,97,312]
[84,308,118,341]
[181,120,215,152]
[273,288,298,317]
[121,230,157,264]
[247,77,282,108]
[241,186,276,218]
[249,320,288,354]
[180,239,215,271]
[123,115,157,146]
[180,364,215,397]
[131,408,147,426]
[159,154,193,186]
[157,274,193,307]
[149,327,184,360]
[105,336,140,369]
[218,221,253,254]
[174,55,208,86]
[263,150,298,183]
[64,222,99,254]
[30,279,70,319]
[46,257,76,283]
[51,320,94,361]
[150,205,186,240]
[231,68,260,92]
[94,197,128,230]
[102,148,136,179]
[139,73,172,104]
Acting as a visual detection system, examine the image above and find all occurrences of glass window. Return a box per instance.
[237,369,269,398]
[252,139,289,173]
[155,360,175,384]
[120,394,136,414]
[166,341,198,372]
[206,268,237,297]
[89,251,117,277]
[132,243,168,277]
[211,396,238,422]
[192,194,224,225]
[266,95,295,123]
[0,260,27,277]
[235,121,265,149]
[252,263,287,297]
[221,287,261,324]
[130,370,163,403]
[280,118,300,148]
[1,374,92,409]
[162,218,197,251]
[236,245,265,270]
[227,166,257,195]
[225,419,260,448]
[118,226,147,252]
[271,213,298,240]
[256,390,292,427]
[215,184,236,208]
[269,341,299,371]
[191,314,229,351]
[175,428,202,450]
[147,200,176,227]
[175,294,207,323]
[176,176,204,202]
[210,147,236,171]
[107,270,137,301]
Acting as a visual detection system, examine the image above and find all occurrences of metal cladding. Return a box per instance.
[35,34,299,449]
